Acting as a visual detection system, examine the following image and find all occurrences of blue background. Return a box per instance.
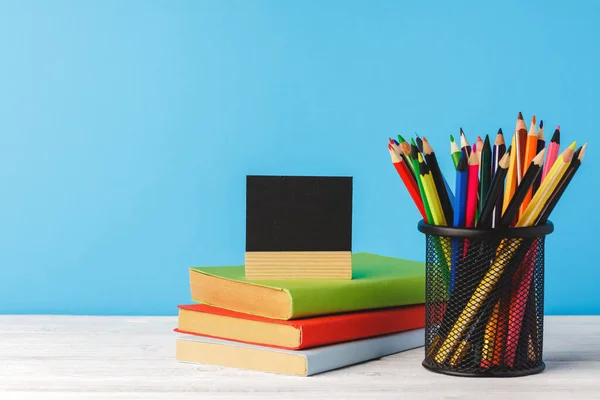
[0,0,597,315]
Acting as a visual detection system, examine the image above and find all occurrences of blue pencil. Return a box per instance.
[450,153,468,292]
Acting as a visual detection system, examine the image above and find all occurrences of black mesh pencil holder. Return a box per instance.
[418,220,554,377]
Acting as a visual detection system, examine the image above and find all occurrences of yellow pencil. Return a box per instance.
[433,146,575,364]
[419,153,447,226]
[517,144,575,227]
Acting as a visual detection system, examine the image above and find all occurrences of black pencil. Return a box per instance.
[500,149,546,227]
[477,150,510,228]
[422,136,454,224]
[460,128,471,160]
[532,120,545,194]
[492,129,506,227]
[416,135,424,154]
[478,135,492,219]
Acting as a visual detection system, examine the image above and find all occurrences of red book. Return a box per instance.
[175,303,425,350]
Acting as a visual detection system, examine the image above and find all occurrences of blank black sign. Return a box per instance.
[245,175,353,252]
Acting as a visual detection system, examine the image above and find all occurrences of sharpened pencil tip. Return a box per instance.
[498,128,503,135]
[518,111,523,120]
[533,148,546,164]
[450,134,455,142]
[557,125,560,131]
[540,120,543,129]
[460,127,464,135]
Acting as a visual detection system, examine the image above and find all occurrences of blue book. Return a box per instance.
[176,328,424,376]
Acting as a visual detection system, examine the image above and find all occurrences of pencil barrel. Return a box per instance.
[418,220,553,377]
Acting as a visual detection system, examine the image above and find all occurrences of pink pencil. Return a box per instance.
[541,127,560,181]
[465,151,480,228]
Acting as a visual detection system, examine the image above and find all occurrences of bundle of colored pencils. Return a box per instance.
[387,112,587,370]
[387,112,586,231]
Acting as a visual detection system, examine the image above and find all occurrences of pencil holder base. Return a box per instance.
[418,220,554,378]
[421,360,545,378]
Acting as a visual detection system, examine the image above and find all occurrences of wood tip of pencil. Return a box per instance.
[400,141,411,157]
[563,147,575,163]
[422,137,434,155]
[494,132,505,146]
[533,148,546,165]
[468,150,479,165]
[579,143,588,162]
[388,146,401,163]
[499,151,511,168]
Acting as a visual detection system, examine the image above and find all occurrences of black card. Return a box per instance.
[245,175,353,252]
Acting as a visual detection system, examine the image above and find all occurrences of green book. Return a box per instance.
[189,252,425,320]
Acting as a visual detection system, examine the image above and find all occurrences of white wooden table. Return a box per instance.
[0,316,597,399]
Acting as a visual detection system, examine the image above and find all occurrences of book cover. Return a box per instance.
[189,252,425,320]
[176,328,425,376]
[175,303,425,350]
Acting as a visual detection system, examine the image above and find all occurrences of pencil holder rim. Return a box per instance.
[417,220,554,239]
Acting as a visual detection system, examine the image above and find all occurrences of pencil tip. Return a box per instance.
[450,134,455,142]
[472,143,477,152]
[557,125,561,131]
[533,148,546,164]
[532,115,536,124]
[483,135,491,149]
[498,128,503,135]
[460,127,464,135]
[518,111,523,120]
[568,141,577,151]
[540,120,544,129]
[477,136,482,142]
[579,143,588,162]
[551,128,560,143]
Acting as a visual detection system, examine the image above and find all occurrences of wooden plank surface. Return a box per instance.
[0,316,598,399]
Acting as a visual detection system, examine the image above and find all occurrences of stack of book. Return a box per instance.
[175,252,427,376]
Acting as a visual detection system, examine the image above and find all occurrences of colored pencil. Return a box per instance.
[423,136,454,224]
[518,116,539,217]
[410,140,434,224]
[541,127,560,182]
[492,129,506,227]
[515,112,528,184]
[450,134,461,169]
[477,150,510,228]
[518,144,575,227]
[450,153,469,291]
[416,135,424,154]
[478,135,492,221]
[465,151,480,228]
[500,149,545,227]
[536,143,586,224]
[388,144,426,219]
[476,136,484,164]
[419,153,447,226]
[532,120,545,194]
[503,128,519,219]
[397,134,406,144]
[460,128,471,160]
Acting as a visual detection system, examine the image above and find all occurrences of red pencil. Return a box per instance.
[388,145,426,219]
[465,151,480,228]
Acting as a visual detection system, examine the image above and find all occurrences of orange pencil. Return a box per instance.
[519,116,539,216]
[388,144,426,219]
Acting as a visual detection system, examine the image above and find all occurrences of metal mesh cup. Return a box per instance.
[418,220,554,377]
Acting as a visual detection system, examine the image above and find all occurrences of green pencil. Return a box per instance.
[450,134,461,169]
[397,134,406,144]
[478,135,492,219]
